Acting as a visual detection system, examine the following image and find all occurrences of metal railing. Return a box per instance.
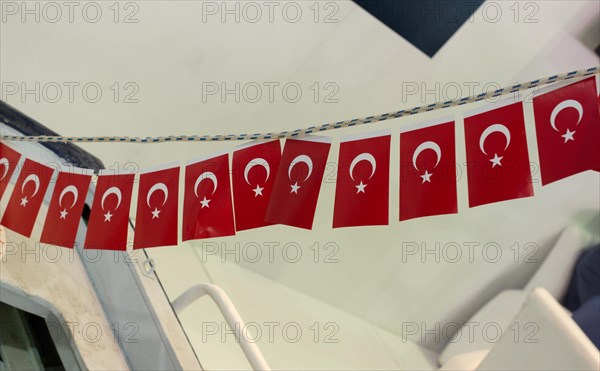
[172,283,271,371]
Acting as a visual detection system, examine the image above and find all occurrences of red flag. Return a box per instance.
[533,77,600,185]
[0,142,22,199]
[232,140,281,231]
[183,153,235,240]
[84,172,134,250]
[265,137,331,229]
[133,164,180,249]
[40,168,93,248]
[464,102,534,207]
[1,159,54,237]
[333,132,390,228]
[400,121,458,220]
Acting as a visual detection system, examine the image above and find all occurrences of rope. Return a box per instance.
[2,66,598,144]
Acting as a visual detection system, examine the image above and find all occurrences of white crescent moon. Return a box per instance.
[550,99,583,132]
[288,155,313,182]
[244,158,270,185]
[146,182,168,207]
[101,186,122,211]
[479,124,511,156]
[412,141,442,171]
[21,174,40,197]
[349,153,376,181]
[59,185,79,209]
[194,172,218,198]
[0,158,9,181]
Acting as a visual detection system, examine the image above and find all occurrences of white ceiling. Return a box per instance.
[2,1,598,168]
[2,1,600,361]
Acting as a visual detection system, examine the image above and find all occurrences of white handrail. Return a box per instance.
[172,283,271,371]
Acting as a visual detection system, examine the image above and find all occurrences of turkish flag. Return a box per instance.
[133,165,180,249]
[333,133,390,228]
[265,137,331,229]
[464,102,534,207]
[40,169,93,248]
[183,153,235,240]
[1,159,54,237]
[84,172,134,250]
[533,77,600,185]
[400,121,458,221]
[232,140,281,231]
[0,142,22,199]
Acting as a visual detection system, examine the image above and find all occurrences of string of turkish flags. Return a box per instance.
[1,77,599,250]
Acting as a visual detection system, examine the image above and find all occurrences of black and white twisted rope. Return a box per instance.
[1,66,598,144]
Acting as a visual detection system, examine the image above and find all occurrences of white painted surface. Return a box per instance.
[0,215,129,370]
[2,0,600,368]
[151,245,439,370]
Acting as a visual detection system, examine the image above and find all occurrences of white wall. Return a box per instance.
[2,0,599,356]
[0,138,129,371]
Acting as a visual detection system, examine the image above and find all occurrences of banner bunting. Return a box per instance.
[1,76,599,250]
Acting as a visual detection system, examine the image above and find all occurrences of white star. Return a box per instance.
[151,207,161,219]
[253,184,264,197]
[355,181,367,194]
[489,153,503,168]
[290,182,301,194]
[561,129,575,143]
[200,197,211,208]
[60,209,68,219]
[20,197,28,207]
[104,211,113,222]
[420,170,432,184]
